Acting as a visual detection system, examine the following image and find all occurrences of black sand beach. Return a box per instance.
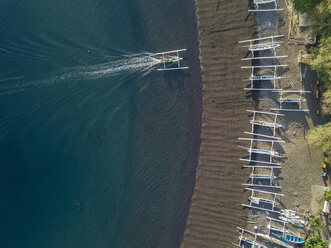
[181,0,257,247]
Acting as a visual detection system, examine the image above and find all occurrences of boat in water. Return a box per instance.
[158,55,182,63]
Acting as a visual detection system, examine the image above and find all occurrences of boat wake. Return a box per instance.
[70,55,161,80]
[0,55,161,95]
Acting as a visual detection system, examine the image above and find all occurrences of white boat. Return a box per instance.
[249,75,282,81]
[250,174,277,180]
[150,49,189,71]
[250,120,281,129]
[267,224,288,233]
[278,216,305,227]
[280,209,300,219]
[254,0,276,3]
[237,228,270,248]
[278,98,304,103]
[249,43,280,51]
[271,90,311,112]
[248,148,279,156]
[281,209,296,214]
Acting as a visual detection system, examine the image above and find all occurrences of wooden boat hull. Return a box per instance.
[284,234,305,244]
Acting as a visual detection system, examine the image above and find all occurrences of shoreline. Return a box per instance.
[244,0,328,243]
[181,0,258,247]
[181,0,328,247]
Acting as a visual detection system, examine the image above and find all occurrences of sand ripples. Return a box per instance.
[181,1,257,247]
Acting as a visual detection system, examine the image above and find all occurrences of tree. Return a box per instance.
[305,235,328,248]
[311,37,331,86]
[321,89,331,115]
[309,216,325,232]
[312,0,331,38]
[293,0,322,12]
[325,190,331,201]
[307,123,331,158]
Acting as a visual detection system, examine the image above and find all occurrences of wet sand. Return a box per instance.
[181,1,257,247]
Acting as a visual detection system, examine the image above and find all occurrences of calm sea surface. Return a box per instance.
[0,1,201,247]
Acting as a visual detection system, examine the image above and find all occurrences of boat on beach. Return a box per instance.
[278,216,306,227]
[280,212,300,219]
[248,148,279,156]
[284,234,305,244]
[249,43,280,51]
[250,119,281,129]
[254,0,276,3]
[278,98,305,103]
[249,75,282,81]
[267,217,305,244]
[273,233,305,244]
[271,90,311,112]
[249,0,284,11]
[249,174,277,180]
[236,228,269,248]
[267,224,287,233]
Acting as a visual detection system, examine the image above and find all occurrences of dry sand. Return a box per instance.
[181,0,328,247]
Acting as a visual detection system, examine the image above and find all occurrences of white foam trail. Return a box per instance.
[72,56,161,80]
[0,55,162,95]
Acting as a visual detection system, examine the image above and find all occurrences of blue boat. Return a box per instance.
[284,234,305,244]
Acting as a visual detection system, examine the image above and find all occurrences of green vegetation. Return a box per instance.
[294,0,331,163]
[293,0,322,12]
[309,216,325,232]
[311,37,331,85]
[307,123,331,158]
[325,190,331,201]
[305,236,328,248]
[311,0,331,37]
[321,89,331,115]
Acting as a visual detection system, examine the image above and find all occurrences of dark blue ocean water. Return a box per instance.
[0,1,201,248]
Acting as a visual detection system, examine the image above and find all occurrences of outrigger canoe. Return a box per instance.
[249,75,281,81]
[254,0,276,4]
[249,43,280,52]
[159,56,181,63]
[278,98,303,103]
[284,234,305,244]
[250,120,281,128]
